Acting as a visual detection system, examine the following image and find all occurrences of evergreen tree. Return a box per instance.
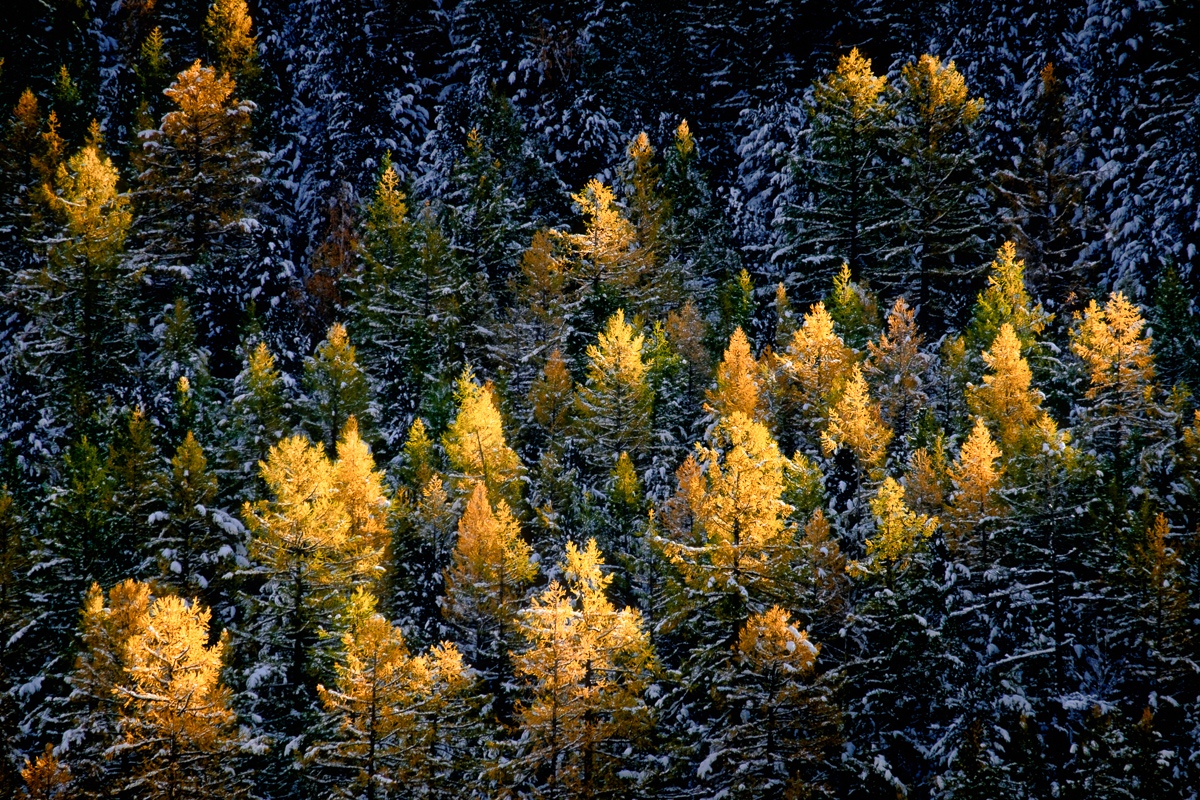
[883,55,987,327]
[788,48,891,298]
[151,431,242,611]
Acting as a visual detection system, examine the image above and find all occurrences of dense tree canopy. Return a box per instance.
[1,1,1199,798]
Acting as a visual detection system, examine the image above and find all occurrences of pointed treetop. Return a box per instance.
[967,241,1051,352]
[675,119,695,159]
[821,364,892,470]
[708,327,762,422]
[814,47,889,119]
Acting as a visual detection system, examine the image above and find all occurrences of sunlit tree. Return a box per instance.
[442,368,523,506]
[574,309,654,468]
[513,539,656,800]
[314,597,470,800]
[442,482,535,712]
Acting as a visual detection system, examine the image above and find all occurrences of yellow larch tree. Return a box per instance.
[656,411,799,641]
[443,367,523,506]
[574,309,654,466]
[778,301,857,434]
[242,435,377,698]
[331,417,390,587]
[442,482,535,701]
[71,582,243,800]
[821,364,892,472]
[710,605,837,798]
[1070,291,1158,454]
[513,539,656,800]
[967,323,1049,457]
[315,598,469,800]
[567,179,641,308]
[303,323,373,454]
[966,240,1051,354]
[21,745,71,800]
[856,478,939,581]
[204,0,260,83]
[945,417,1006,557]
[118,594,241,800]
[16,134,134,421]
[904,435,950,516]
[1128,513,1191,692]
[707,327,763,422]
[529,348,574,441]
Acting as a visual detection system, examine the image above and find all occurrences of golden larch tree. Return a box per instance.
[778,301,857,434]
[821,364,892,472]
[855,478,939,581]
[864,296,931,437]
[442,482,535,699]
[707,327,762,422]
[574,309,654,466]
[656,411,799,640]
[966,240,1051,353]
[21,745,71,800]
[513,539,656,800]
[709,606,838,798]
[945,417,1005,557]
[315,597,469,800]
[967,323,1049,457]
[204,0,259,82]
[1070,291,1158,454]
[118,595,240,800]
[443,367,523,506]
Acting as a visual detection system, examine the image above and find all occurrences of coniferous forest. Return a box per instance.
[1,0,1199,797]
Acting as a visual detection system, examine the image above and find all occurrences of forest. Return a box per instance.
[0,0,1198,798]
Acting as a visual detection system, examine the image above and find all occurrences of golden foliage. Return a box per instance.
[574,309,654,459]
[443,367,523,504]
[967,241,1051,351]
[75,583,239,799]
[865,296,930,434]
[514,539,655,797]
[318,611,468,794]
[659,412,796,602]
[813,47,888,122]
[899,54,984,143]
[781,301,857,419]
[946,417,1005,552]
[530,348,574,436]
[443,482,536,628]
[821,364,892,470]
[568,179,639,290]
[905,437,949,515]
[47,143,130,269]
[21,745,71,800]
[708,327,762,422]
[332,416,390,574]
[968,323,1047,456]
[736,605,819,676]
[857,478,938,574]
[1070,291,1156,416]
[205,0,259,80]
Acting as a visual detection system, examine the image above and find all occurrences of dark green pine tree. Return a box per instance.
[348,156,465,444]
